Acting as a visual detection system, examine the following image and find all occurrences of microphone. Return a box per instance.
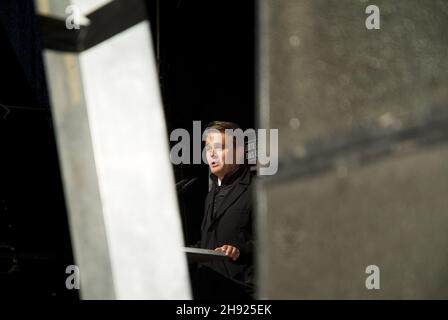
[177,177,198,245]
[178,177,198,195]
[176,178,188,191]
[183,177,198,190]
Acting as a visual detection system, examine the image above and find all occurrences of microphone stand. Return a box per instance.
[176,177,198,246]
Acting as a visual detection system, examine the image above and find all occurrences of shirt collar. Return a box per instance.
[210,165,246,187]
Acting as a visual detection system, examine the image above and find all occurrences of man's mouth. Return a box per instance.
[211,161,219,168]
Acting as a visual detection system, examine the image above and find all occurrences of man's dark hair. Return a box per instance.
[204,121,242,147]
[204,121,241,132]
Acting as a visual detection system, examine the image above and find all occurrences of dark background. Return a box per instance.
[0,0,254,298]
[150,0,255,247]
[0,0,75,299]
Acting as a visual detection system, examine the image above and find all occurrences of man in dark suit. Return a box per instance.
[191,121,255,299]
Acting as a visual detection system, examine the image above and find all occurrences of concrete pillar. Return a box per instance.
[36,0,191,299]
[257,0,448,299]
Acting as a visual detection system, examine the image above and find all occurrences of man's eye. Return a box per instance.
[205,145,212,151]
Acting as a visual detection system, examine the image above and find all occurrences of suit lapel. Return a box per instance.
[208,183,247,230]
[205,166,251,231]
[202,191,214,231]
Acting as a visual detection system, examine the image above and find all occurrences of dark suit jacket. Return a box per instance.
[197,165,255,296]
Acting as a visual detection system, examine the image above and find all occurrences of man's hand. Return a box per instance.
[215,245,240,261]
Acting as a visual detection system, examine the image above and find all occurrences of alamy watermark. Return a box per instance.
[65,5,90,30]
[65,265,80,290]
[365,4,380,30]
[365,265,380,290]
[169,121,278,176]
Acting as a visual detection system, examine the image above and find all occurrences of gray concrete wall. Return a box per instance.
[258,0,448,299]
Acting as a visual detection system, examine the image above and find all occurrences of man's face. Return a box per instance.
[205,131,238,179]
